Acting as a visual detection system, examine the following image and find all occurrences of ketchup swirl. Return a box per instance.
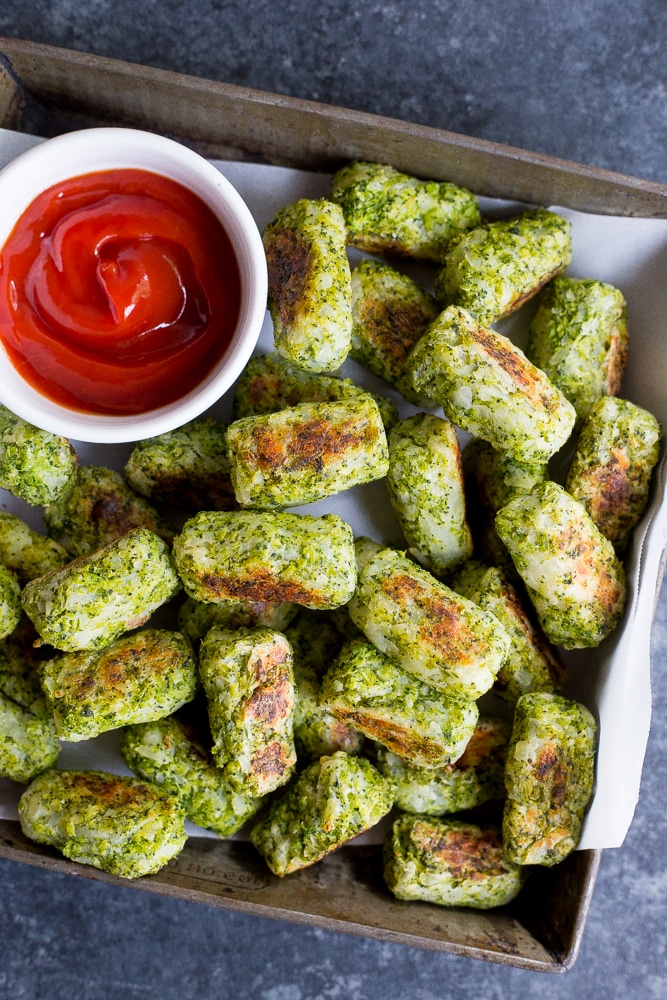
[0,169,241,415]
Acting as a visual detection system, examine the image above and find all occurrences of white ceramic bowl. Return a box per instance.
[0,127,267,443]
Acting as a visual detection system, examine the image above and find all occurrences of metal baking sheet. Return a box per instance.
[2,36,665,971]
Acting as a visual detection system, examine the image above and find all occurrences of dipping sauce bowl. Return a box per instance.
[0,128,267,443]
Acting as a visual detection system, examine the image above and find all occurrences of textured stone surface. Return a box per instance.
[0,0,666,183]
[1,2,667,997]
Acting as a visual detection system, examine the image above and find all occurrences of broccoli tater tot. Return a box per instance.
[0,618,51,717]
[434,209,572,326]
[0,619,60,782]
[495,481,626,648]
[177,594,298,647]
[350,258,440,405]
[286,611,363,761]
[285,610,345,675]
[198,627,296,797]
[0,404,77,506]
[124,418,237,511]
[348,542,510,698]
[120,717,261,837]
[232,351,397,432]
[43,465,173,558]
[353,535,385,574]
[227,397,389,510]
[407,306,576,463]
[503,693,597,867]
[250,751,395,876]
[565,397,662,549]
[40,629,198,742]
[387,413,472,575]
[526,277,628,422]
[0,564,21,639]
[0,692,59,783]
[451,561,565,702]
[320,638,479,768]
[384,814,527,909]
[263,198,352,373]
[18,769,187,878]
[330,161,481,261]
[173,511,357,610]
[375,715,510,816]
[22,527,181,652]
[0,512,69,585]
[462,438,548,576]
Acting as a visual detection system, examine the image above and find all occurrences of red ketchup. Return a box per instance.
[0,168,241,415]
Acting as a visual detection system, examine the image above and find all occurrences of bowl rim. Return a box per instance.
[0,126,268,443]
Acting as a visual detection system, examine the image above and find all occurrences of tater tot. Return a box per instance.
[451,561,565,702]
[350,258,440,405]
[177,594,298,646]
[124,418,237,511]
[263,199,352,373]
[375,716,510,816]
[527,277,628,422]
[121,717,262,837]
[44,465,173,558]
[330,161,481,261]
[503,693,597,866]
[40,629,198,742]
[0,404,77,506]
[286,611,363,761]
[565,396,662,549]
[384,814,527,908]
[232,351,397,432]
[348,541,510,698]
[0,512,69,585]
[407,306,576,463]
[21,528,181,652]
[0,618,51,717]
[0,565,21,639]
[250,751,395,876]
[172,511,357,610]
[0,693,59,783]
[462,438,548,578]
[434,209,572,326]
[18,769,187,878]
[495,481,626,648]
[198,627,296,797]
[320,638,479,768]
[0,619,61,780]
[387,413,473,575]
[227,397,389,510]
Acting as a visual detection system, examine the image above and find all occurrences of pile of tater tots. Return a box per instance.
[0,161,661,909]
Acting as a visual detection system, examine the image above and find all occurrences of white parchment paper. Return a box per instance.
[0,128,666,850]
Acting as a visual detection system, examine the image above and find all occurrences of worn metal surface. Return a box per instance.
[0,818,600,971]
[0,38,667,216]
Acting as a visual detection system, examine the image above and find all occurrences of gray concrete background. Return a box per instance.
[0,2,666,998]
